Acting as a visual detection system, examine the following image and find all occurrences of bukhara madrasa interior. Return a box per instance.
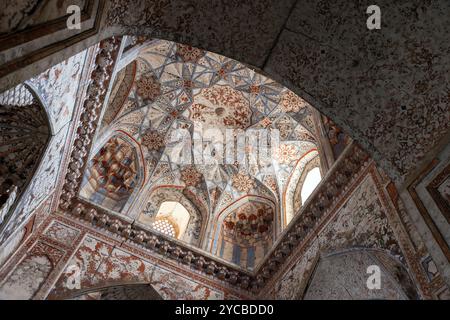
[0,1,449,300]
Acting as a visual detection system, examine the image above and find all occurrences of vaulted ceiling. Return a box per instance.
[80,39,322,269]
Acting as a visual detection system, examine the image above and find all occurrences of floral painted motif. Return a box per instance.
[48,236,224,300]
[260,117,272,127]
[232,173,254,193]
[72,39,323,271]
[275,116,293,140]
[223,202,273,239]
[189,103,207,122]
[102,61,137,126]
[141,129,164,151]
[93,40,320,242]
[275,144,298,164]
[151,267,223,300]
[118,110,145,125]
[136,74,161,101]
[180,166,202,187]
[264,175,278,194]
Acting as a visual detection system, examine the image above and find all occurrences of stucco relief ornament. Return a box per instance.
[141,129,164,151]
[180,166,202,187]
[136,74,161,102]
[200,85,252,129]
[232,173,255,193]
[280,90,308,113]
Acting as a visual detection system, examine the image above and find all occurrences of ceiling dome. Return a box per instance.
[81,38,322,269]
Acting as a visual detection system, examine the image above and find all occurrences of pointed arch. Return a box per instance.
[137,185,206,247]
[79,131,145,214]
[300,167,321,205]
[283,149,320,227]
[151,201,191,239]
[208,195,276,269]
[301,248,419,300]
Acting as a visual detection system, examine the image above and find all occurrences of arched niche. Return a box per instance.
[292,157,322,214]
[210,197,276,270]
[137,186,205,247]
[79,132,144,214]
[283,151,320,227]
[301,248,419,300]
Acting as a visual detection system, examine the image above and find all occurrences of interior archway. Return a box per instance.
[284,151,320,227]
[212,198,275,269]
[137,186,205,246]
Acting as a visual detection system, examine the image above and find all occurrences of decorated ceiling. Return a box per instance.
[80,39,322,269]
